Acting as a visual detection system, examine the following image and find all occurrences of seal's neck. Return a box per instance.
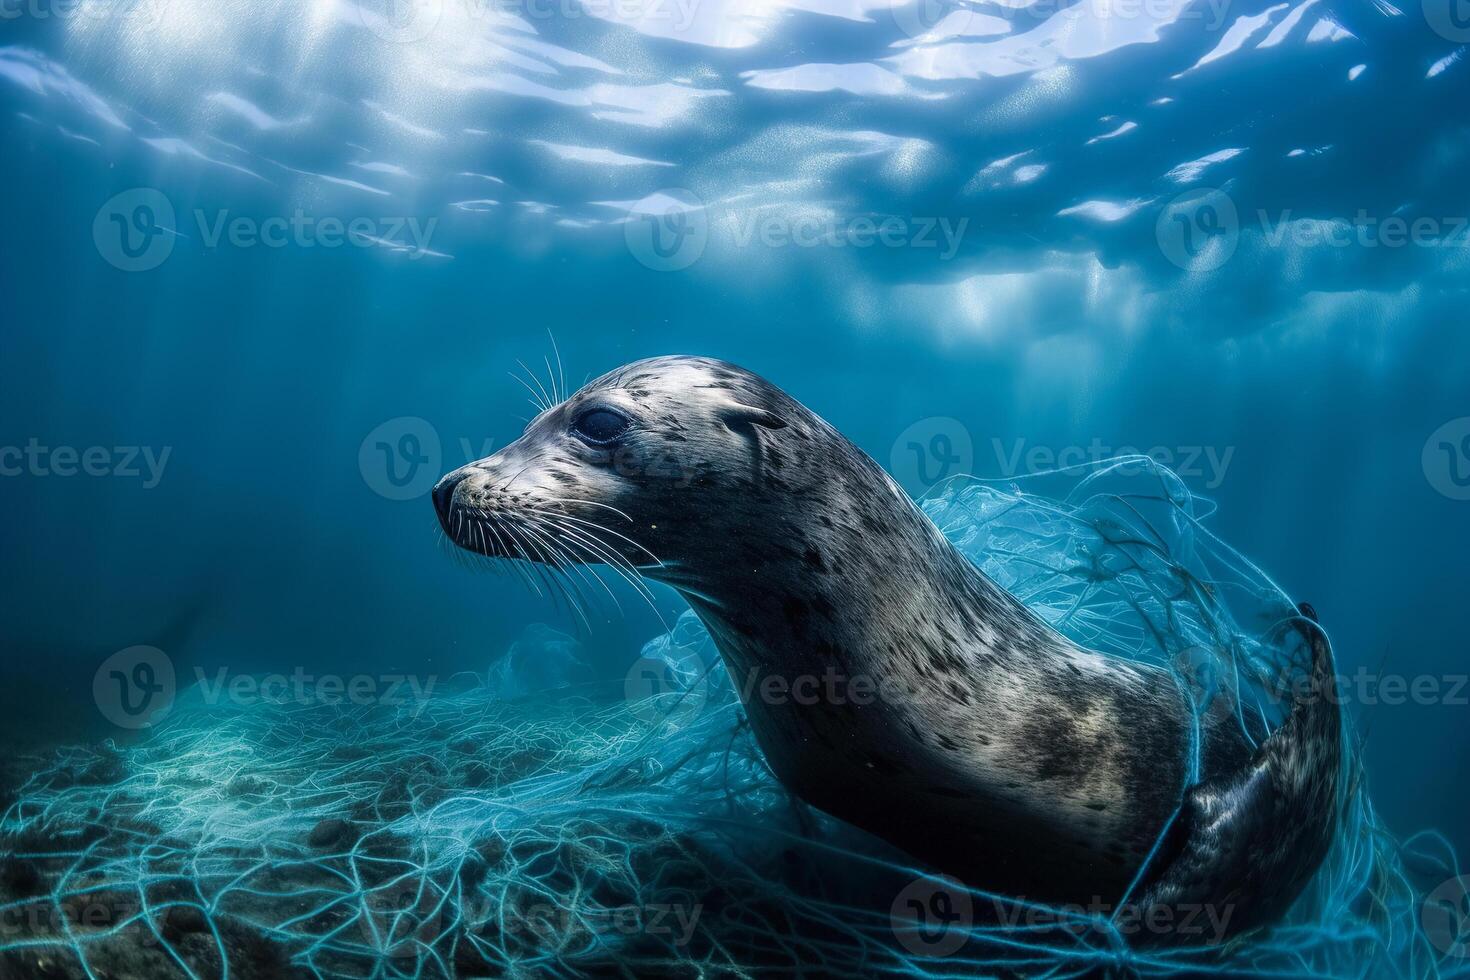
[647,447,1065,684]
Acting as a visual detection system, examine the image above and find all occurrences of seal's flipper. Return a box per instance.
[1134,604,1342,946]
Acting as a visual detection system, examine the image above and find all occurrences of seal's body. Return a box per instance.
[434,356,1341,942]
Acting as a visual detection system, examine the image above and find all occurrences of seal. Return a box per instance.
[432,355,1342,944]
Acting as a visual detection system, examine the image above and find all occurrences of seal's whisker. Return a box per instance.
[566,535,663,615]
[525,506,663,569]
[516,358,556,413]
[532,501,661,564]
[471,497,664,628]
[521,516,613,615]
[529,517,643,626]
[507,527,552,600]
[544,521,669,632]
[525,515,615,599]
[528,510,668,626]
[515,358,550,410]
[547,542,621,627]
[526,514,659,603]
[510,517,587,627]
[508,371,549,415]
[463,501,537,585]
[512,518,592,630]
[547,328,566,406]
[544,355,561,404]
[472,521,489,568]
[481,515,541,594]
[538,496,637,525]
[493,518,546,598]
[532,513,662,607]
[501,462,537,494]
[510,531,555,604]
[526,505,664,575]
[478,510,516,564]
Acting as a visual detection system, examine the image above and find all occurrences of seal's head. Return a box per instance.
[433,356,813,579]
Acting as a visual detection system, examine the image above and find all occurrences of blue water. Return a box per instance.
[2,0,1469,974]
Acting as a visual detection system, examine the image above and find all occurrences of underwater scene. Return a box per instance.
[2,0,1470,976]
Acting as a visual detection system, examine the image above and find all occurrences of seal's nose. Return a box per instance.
[432,472,462,529]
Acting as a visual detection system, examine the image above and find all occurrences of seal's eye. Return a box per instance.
[570,408,631,446]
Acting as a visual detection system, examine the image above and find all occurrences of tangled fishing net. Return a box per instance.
[1,459,1462,979]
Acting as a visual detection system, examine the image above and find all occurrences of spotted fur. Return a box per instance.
[434,356,1342,943]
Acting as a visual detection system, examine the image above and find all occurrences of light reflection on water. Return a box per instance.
[3,0,1457,297]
